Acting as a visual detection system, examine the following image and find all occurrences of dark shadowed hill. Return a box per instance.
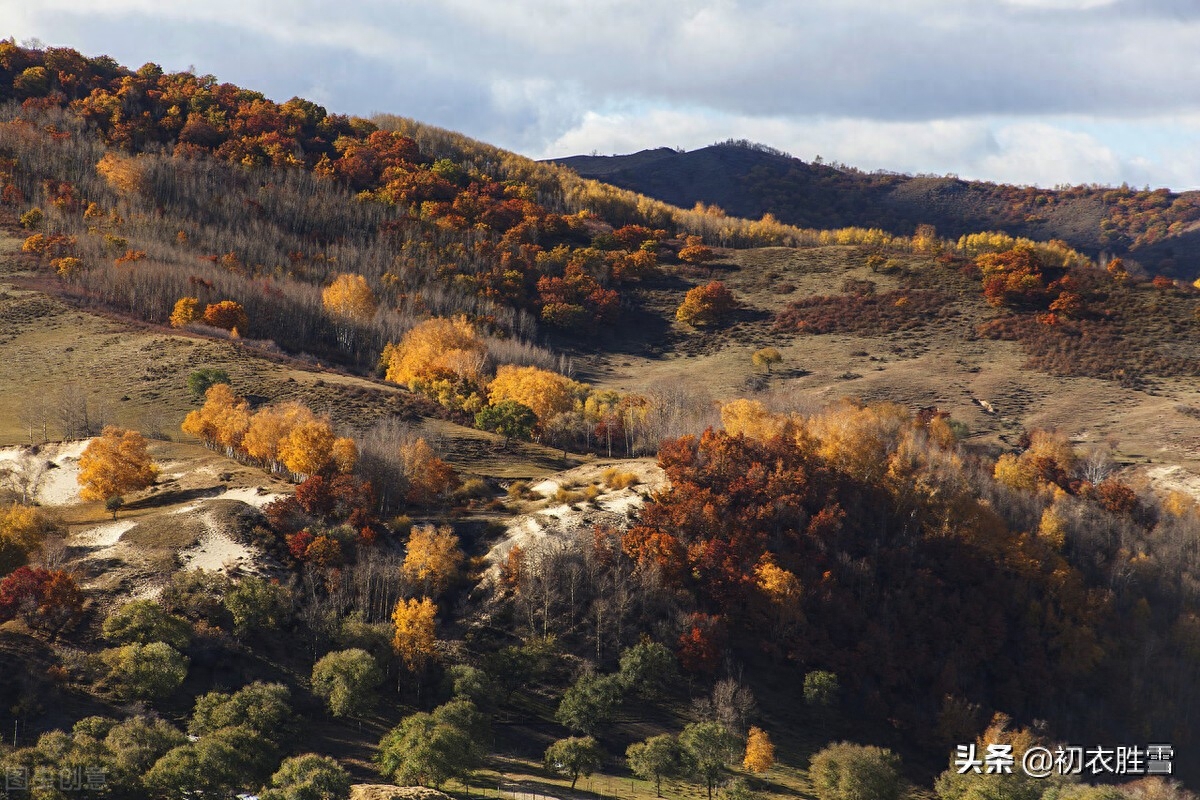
[555,141,1200,277]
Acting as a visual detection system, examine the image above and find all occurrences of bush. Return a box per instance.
[311,648,383,718]
[808,742,904,800]
[260,753,351,800]
[601,468,638,490]
[676,281,737,327]
[101,600,192,649]
[102,642,188,700]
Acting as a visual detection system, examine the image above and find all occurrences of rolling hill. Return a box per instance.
[556,141,1200,278]
[2,40,1200,799]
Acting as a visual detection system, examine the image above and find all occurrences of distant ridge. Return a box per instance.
[554,141,1200,277]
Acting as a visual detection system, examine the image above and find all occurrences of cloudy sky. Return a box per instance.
[4,0,1200,189]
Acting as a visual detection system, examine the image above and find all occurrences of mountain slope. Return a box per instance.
[556,142,1200,277]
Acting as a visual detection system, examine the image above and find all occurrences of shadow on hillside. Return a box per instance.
[128,485,224,511]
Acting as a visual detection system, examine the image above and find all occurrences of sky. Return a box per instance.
[4,0,1200,190]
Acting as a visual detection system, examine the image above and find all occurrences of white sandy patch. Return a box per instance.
[180,528,255,572]
[599,491,646,515]
[531,479,559,497]
[1146,465,1200,500]
[215,487,285,508]
[0,440,92,506]
[540,503,575,519]
[75,520,136,548]
[170,503,202,515]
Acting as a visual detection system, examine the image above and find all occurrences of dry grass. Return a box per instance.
[601,467,639,489]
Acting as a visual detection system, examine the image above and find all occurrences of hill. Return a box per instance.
[556,141,1200,278]
[1,40,1200,800]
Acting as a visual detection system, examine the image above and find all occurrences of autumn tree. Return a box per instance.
[243,401,315,471]
[678,235,715,265]
[311,648,384,718]
[399,438,457,505]
[384,316,488,409]
[0,566,84,634]
[751,347,782,373]
[170,296,199,328]
[475,400,537,447]
[0,503,61,574]
[181,383,250,455]
[278,417,337,478]
[201,300,248,332]
[78,426,158,504]
[627,734,685,797]
[402,524,465,597]
[392,596,437,673]
[743,727,775,773]
[322,273,377,349]
[487,365,586,425]
[676,281,737,326]
[322,273,377,320]
[543,736,604,790]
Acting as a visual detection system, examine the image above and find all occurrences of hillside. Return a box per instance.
[1,40,1199,800]
[556,142,1200,278]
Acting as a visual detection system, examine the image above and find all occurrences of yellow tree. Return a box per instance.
[322,273,378,349]
[487,365,587,425]
[181,383,251,455]
[392,596,437,673]
[402,524,465,597]
[78,426,158,502]
[278,417,337,478]
[243,401,315,470]
[721,399,793,441]
[169,297,199,328]
[332,436,358,474]
[384,316,487,388]
[743,726,775,773]
[323,273,377,320]
[751,347,782,374]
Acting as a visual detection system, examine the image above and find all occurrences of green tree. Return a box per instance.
[618,640,677,700]
[475,400,537,448]
[804,670,839,709]
[260,753,352,800]
[376,700,485,789]
[809,742,904,800]
[224,575,293,638]
[544,736,604,790]
[555,672,625,734]
[445,664,496,707]
[102,642,188,700]
[101,599,192,649]
[311,648,383,718]
[104,715,187,785]
[189,682,296,742]
[679,721,740,800]
[187,368,231,402]
[626,734,685,797]
[145,726,279,800]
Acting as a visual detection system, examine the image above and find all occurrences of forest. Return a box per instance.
[0,39,1198,800]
